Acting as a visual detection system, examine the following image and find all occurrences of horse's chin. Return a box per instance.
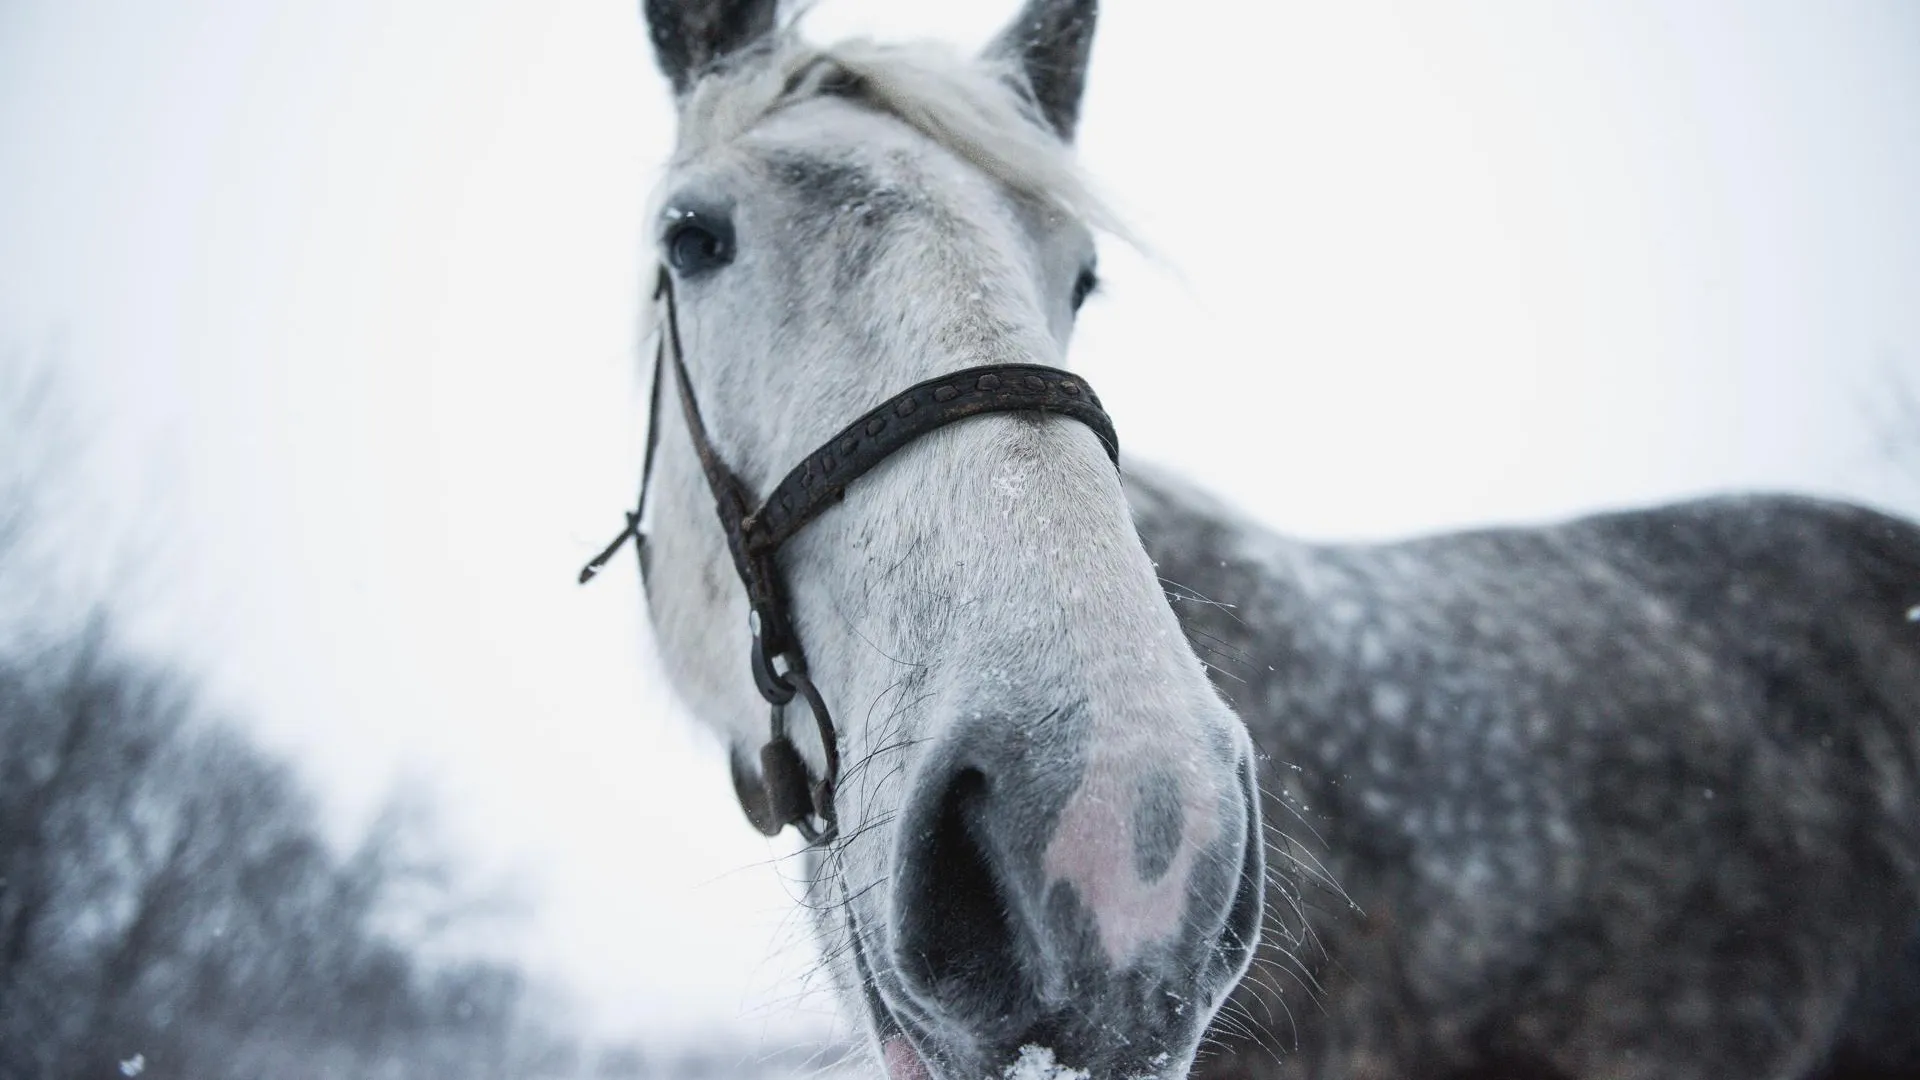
[856,966,1199,1080]
[875,1030,1186,1080]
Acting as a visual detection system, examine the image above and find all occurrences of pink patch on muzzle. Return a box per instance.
[884,1035,931,1080]
[1041,765,1225,967]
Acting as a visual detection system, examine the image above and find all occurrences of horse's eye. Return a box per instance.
[816,67,867,99]
[1071,266,1099,313]
[665,216,735,276]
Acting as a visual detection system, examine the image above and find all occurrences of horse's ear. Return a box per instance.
[983,0,1098,141]
[643,0,781,98]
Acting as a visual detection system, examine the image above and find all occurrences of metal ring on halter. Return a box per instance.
[748,611,798,706]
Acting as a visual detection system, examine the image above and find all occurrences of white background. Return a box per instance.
[3,0,1917,1043]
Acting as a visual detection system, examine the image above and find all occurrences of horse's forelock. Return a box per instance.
[666,33,1124,239]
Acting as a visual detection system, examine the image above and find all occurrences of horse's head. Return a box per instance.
[632,1,1262,1075]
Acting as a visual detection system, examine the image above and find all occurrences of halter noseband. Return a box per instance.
[582,270,1120,845]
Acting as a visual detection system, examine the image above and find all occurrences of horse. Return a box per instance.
[607,1,1920,1077]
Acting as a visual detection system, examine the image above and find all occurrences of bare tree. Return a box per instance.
[0,351,567,1079]
[0,621,568,1079]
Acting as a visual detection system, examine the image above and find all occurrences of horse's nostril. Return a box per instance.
[895,766,1028,1020]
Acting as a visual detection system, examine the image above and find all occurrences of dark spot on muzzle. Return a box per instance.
[1133,767,1186,882]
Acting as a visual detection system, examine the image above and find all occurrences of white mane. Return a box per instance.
[669,31,1123,237]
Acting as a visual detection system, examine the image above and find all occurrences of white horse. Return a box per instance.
[611,2,1920,1078]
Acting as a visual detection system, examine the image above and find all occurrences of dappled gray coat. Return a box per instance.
[1128,469,1920,1080]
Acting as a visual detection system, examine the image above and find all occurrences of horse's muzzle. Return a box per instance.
[874,712,1265,1080]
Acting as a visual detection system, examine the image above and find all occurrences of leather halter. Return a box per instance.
[582,270,1120,845]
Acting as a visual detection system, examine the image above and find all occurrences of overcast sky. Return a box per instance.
[3,0,1917,1044]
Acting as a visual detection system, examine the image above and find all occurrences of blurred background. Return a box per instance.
[1,0,1916,1076]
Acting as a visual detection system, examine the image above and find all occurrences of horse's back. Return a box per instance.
[1567,495,1920,874]
[1539,496,1920,1078]
[1576,494,1920,719]
[1565,496,1920,913]
[1130,481,1920,1080]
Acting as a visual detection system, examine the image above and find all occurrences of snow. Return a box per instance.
[1003,1046,1090,1080]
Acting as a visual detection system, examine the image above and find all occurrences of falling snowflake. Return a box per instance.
[119,1055,145,1077]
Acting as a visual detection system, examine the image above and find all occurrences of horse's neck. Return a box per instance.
[1121,465,1401,792]
[1122,465,1321,724]
[1122,465,1366,936]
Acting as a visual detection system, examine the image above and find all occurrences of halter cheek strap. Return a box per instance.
[582,269,1120,846]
